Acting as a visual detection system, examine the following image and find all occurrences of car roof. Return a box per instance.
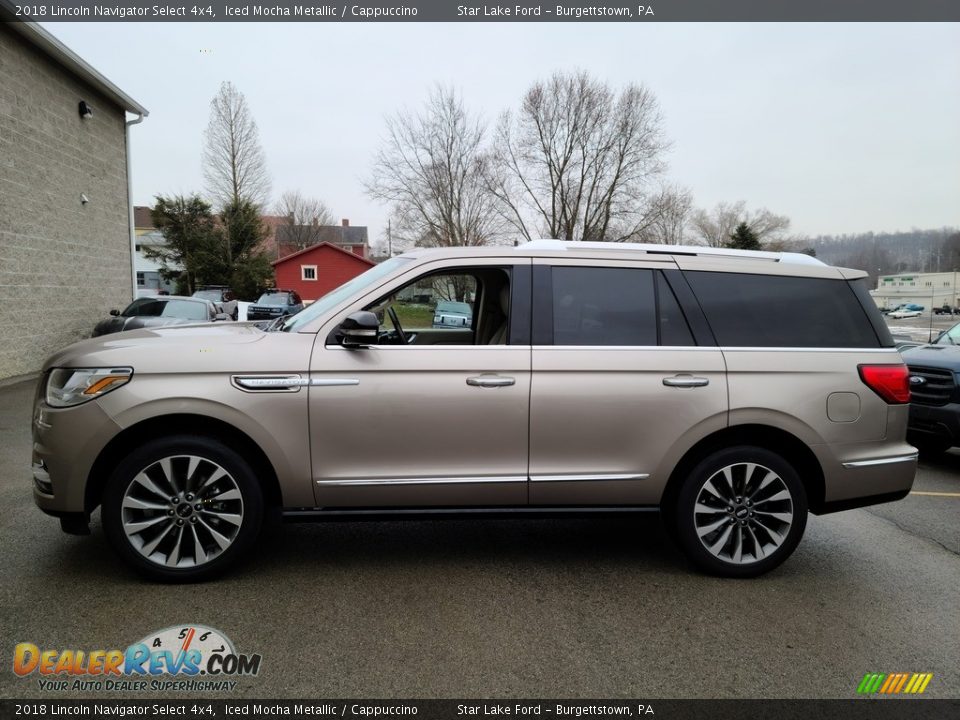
[400,239,827,267]
[394,239,869,280]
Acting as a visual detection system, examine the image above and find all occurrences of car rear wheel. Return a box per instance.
[672,446,807,578]
[102,436,263,582]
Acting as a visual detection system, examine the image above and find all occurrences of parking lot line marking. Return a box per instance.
[909,491,960,498]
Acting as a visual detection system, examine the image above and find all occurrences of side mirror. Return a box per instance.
[214,313,232,322]
[339,311,379,348]
[109,309,120,317]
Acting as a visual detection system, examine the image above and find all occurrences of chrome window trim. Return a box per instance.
[532,346,899,352]
[323,345,532,351]
[842,454,918,469]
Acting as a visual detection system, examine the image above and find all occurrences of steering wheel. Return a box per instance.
[387,306,407,344]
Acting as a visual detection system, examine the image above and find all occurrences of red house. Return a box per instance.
[272,242,376,302]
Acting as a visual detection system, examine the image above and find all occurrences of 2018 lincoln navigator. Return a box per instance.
[31,240,917,581]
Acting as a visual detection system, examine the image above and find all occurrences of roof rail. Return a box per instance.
[521,239,826,267]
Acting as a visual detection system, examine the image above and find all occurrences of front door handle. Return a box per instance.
[467,375,515,388]
[662,375,710,388]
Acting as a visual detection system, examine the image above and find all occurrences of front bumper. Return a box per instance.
[907,401,960,447]
[32,394,123,516]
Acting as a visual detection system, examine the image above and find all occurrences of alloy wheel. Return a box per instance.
[120,455,244,568]
[692,462,794,565]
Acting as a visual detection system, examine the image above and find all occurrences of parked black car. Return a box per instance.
[901,331,960,454]
[92,296,230,337]
[247,289,304,322]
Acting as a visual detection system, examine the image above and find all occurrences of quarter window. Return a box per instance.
[684,271,880,348]
[657,273,695,346]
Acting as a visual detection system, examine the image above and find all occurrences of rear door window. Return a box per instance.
[551,267,658,346]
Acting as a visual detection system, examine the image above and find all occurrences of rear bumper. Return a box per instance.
[814,443,917,514]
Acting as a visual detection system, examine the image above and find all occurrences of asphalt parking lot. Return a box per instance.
[0,377,957,700]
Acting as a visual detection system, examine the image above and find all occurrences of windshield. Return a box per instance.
[257,293,292,305]
[122,298,209,321]
[193,290,222,301]
[935,322,960,345]
[280,257,412,332]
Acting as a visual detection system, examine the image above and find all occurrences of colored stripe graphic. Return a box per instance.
[858,673,933,694]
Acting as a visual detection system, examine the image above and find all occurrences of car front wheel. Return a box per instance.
[102,436,263,582]
[672,446,807,578]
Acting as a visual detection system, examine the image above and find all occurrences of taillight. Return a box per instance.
[858,364,910,404]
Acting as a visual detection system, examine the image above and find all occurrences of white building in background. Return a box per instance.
[870,271,960,310]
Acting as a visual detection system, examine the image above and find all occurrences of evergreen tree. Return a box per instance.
[220,199,274,300]
[148,195,275,300]
[726,222,762,250]
[147,195,225,294]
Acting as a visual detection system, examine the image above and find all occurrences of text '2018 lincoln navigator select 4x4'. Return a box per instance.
[32,240,916,581]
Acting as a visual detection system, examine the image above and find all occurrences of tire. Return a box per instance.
[671,446,808,578]
[102,435,264,582]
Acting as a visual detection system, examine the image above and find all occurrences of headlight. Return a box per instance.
[45,367,133,408]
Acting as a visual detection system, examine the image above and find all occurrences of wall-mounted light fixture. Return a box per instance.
[78,101,93,119]
[80,193,89,205]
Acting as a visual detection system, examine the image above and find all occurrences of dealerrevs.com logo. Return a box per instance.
[13,625,261,692]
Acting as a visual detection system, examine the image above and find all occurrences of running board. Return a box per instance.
[281,506,659,523]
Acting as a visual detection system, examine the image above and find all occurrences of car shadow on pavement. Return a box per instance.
[38,513,694,583]
[253,514,686,569]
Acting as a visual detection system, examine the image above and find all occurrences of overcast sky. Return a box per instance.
[42,21,960,245]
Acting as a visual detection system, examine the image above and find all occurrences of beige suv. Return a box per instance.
[31,240,917,581]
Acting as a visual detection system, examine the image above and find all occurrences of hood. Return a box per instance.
[900,343,960,368]
[42,323,287,375]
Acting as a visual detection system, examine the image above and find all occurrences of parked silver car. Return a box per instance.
[32,240,916,581]
[432,300,473,328]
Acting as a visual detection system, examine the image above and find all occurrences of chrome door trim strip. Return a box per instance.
[530,473,650,483]
[842,454,918,469]
[310,378,360,387]
[316,475,527,487]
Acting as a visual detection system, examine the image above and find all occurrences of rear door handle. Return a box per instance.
[467,375,515,388]
[662,375,710,388]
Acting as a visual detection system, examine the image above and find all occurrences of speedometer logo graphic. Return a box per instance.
[137,624,235,671]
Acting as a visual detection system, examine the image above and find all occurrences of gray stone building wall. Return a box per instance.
[0,26,133,380]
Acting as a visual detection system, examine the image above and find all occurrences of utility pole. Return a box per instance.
[387,219,393,257]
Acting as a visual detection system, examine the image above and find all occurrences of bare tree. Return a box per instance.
[203,81,271,208]
[487,70,668,242]
[273,190,335,250]
[631,184,693,245]
[365,86,504,251]
[689,201,791,247]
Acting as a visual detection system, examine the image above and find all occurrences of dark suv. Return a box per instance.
[902,322,960,454]
[247,289,304,322]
